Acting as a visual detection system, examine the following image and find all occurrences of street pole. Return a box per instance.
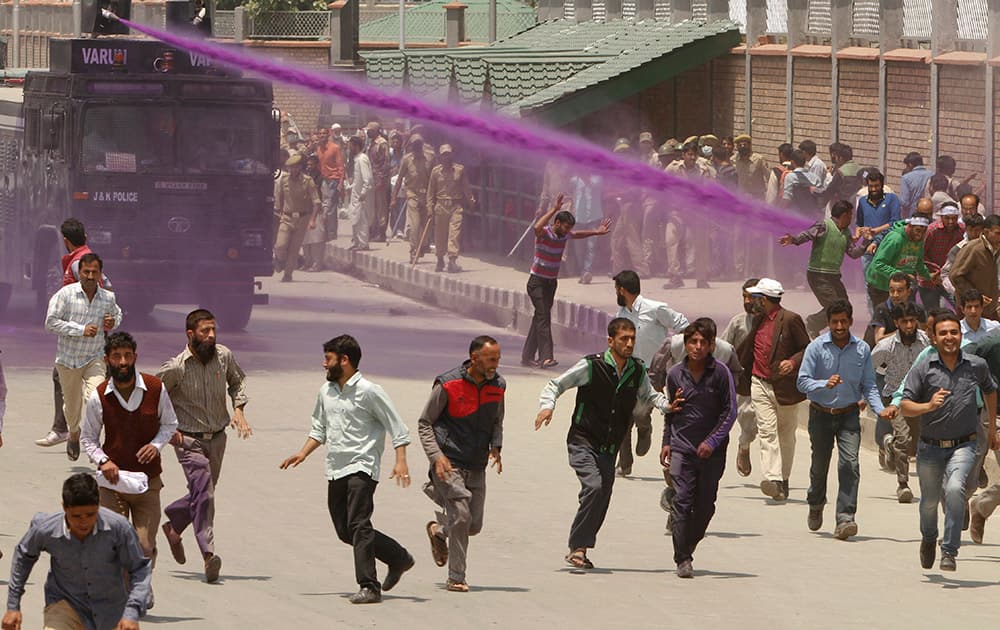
[12,0,20,68]
[398,0,405,50]
[489,0,496,42]
[73,0,82,37]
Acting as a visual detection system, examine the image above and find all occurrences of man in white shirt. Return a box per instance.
[45,252,122,462]
[613,270,688,476]
[959,289,1000,347]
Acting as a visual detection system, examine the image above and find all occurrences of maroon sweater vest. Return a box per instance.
[97,374,163,479]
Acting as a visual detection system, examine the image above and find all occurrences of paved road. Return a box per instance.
[1,272,998,629]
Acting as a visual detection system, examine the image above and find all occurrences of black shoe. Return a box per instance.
[696,280,711,289]
[807,506,823,532]
[616,464,632,477]
[897,485,913,503]
[435,259,445,272]
[446,259,462,273]
[349,586,382,604]
[66,439,80,462]
[635,428,652,457]
[919,539,935,569]
[940,553,956,572]
[382,553,414,592]
[676,559,693,578]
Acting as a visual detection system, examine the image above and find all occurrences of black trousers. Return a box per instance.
[522,275,558,363]
[670,450,726,564]
[327,473,409,591]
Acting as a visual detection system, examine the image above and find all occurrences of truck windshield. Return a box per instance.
[177,107,272,175]
[82,105,174,174]
[81,104,271,175]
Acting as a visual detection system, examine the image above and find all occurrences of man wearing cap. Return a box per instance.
[733,134,770,277]
[736,278,811,502]
[427,145,473,273]
[366,122,391,243]
[865,216,934,307]
[951,214,1000,321]
[665,140,713,288]
[317,125,346,241]
[286,134,304,155]
[638,132,657,166]
[606,139,650,278]
[920,203,965,309]
[392,134,435,264]
[273,153,321,282]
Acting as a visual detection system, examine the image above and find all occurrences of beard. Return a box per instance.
[744,302,755,314]
[899,330,918,344]
[616,293,626,307]
[326,363,344,383]
[111,363,136,384]
[192,337,217,363]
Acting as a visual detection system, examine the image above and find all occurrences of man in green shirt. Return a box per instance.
[780,200,872,338]
[866,216,935,308]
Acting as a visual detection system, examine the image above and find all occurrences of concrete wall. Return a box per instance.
[938,64,985,189]
[836,59,879,173]
[790,57,832,157]
[885,62,932,192]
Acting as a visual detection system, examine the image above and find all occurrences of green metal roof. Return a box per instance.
[362,18,741,124]
[360,0,537,44]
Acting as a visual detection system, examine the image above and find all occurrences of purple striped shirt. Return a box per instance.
[530,226,569,279]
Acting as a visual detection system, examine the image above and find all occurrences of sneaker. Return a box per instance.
[919,539,935,569]
[736,447,751,477]
[635,428,652,457]
[66,439,80,461]
[676,559,694,578]
[896,485,913,504]
[833,520,858,540]
[382,553,414,592]
[760,479,782,499]
[579,272,593,285]
[807,506,823,532]
[35,431,68,447]
[662,277,684,290]
[939,553,956,572]
[348,586,382,604]
[204,554,222,583]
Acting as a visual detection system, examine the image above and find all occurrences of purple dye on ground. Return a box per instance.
[123,19,811,233]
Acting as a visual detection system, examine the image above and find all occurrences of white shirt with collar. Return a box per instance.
[617,294,689,365]
[961,317,1000,347]
[81,372,179,466]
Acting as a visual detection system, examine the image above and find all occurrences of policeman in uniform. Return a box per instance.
[391,134,435,264]
[273,153,321,283]
[366,122,391,243]
[427,145,474,273]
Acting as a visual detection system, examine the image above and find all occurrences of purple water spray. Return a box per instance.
[121,18,811,235]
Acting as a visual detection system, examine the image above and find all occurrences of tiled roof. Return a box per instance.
[360,0,537,44]
[362,18,740,123]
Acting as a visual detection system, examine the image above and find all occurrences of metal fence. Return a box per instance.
[214,9,235,38]
[248,10,330,39]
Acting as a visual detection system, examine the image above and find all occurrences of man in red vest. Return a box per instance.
[80,331,179,611]
[36,218,112,449]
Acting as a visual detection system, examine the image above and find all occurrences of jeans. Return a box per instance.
[917,439,977,557]
[522,275,558,364]
[806,407,861,523]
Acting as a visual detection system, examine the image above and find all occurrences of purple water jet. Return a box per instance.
[122,19,812,234]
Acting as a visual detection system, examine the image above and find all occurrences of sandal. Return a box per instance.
[520,359,540,368]
[426,522,448,567]
[446,579,470,592]
[565,548,594,569]
[539,359,559,369]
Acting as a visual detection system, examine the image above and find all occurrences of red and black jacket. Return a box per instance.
[432,361,505,470]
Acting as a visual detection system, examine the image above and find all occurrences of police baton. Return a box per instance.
[507,222,534,257]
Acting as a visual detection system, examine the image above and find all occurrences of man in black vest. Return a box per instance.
[418,336,505,593]
[535,318,670,569]
[80,332,179,611]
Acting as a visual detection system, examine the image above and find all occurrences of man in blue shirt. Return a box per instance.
[899,152,933,216]
[856,170,902,315]
[797,301,889,540]
[660,320,737,578]
[4,473,151,630]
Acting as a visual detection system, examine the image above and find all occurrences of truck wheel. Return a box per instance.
[208,296,254,331]
[0,282,11,318]
[34,245,62,317]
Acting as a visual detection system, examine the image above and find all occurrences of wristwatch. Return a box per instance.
[97,456,110,467]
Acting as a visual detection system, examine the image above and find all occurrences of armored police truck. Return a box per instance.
[0,37,278,329]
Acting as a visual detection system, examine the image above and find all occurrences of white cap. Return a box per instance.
[747,278,784,298]
[330,123,342,131]
[908,216,931,227]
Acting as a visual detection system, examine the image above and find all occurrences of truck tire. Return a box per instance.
[206,295,254,331]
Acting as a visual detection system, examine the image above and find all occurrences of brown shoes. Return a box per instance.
[205,554,222,583]
[161,523,186,565]
[736,447,751,477]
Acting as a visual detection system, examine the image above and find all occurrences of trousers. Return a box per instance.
[670,449,726,564]
[328,472,410,591]
[405,196,430,256]
[427,467,486,583]
[55,358,105,434]
[100,475,164,562]
[164,432,227,557]
[751,377,799,482]
[522,275,557,364]
[567,442,616,550]
[617,398,653,472]
[806,408,861,523]
[273,214,310,277]
[433,201,463,259]
[805,271,849,335]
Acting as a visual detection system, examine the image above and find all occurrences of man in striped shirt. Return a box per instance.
[44,253,122,462]
[521,195,611,369]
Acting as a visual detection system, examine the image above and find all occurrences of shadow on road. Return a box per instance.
[923,573,998,589]
[693,569,758,579]
[705,531,762,539]
[168,571,271,583]
[144,615,205,624]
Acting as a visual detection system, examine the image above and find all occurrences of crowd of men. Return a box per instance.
[273,118,475,281]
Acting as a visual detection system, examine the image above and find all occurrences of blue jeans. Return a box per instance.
[806,407,861,523]
[917,439,977,557]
